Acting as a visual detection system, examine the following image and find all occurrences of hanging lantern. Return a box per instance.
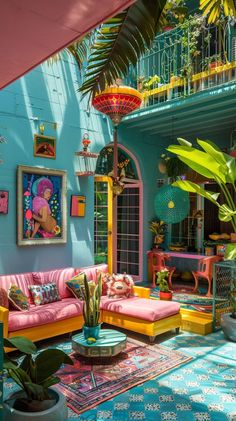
[75,134,99,176]
[82,133,91,152]
[92,85,142,126]
[92,85,142,195]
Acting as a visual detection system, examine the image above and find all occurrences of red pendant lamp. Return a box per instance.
[92,85,142,187]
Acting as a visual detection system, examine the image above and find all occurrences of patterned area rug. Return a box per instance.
[150,286,226,313]
[57,338,192,415]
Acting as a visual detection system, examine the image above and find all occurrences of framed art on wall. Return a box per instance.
[70,195,86,217]
[17,165,67,246]
[0,190,9,214]
[34,134,56,159]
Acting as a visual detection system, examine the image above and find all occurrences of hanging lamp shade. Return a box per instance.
[154,185,190,224]
[92,86,142,125]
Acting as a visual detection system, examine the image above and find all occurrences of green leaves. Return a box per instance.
[199,0,236,24]
[79,0,167,98]
[3,336,74,401]
[172,180,220,205]
[169,137,236,241]
[4,336,37,354]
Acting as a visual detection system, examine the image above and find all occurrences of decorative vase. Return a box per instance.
[159,291,173,301]
[3,388,67,421]
[83,324,101,340]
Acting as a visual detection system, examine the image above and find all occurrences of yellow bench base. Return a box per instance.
[102,310,181,343]
[180,309,213,335]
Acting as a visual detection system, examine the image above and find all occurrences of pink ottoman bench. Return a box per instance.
[100,296,181,343]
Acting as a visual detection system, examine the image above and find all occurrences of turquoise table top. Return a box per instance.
[72,329,127,357]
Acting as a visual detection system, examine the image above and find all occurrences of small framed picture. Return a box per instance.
[70,195,86,217]
[0,190,9,214]
[34,134,56,159]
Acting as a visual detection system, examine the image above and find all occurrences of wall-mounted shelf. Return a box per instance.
[75,151,99,176]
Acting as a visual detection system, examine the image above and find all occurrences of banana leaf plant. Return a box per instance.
[167,138,236,259]
[3,336,73,410]
[199,0,236,24]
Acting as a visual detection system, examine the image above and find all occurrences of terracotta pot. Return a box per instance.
[159,290,172,300]
[163,25,175,32]
[209,61,223,70]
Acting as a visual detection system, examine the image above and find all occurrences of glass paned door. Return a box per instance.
[115,184,141,280]
[94,177,113,271]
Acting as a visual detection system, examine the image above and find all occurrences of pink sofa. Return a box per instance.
[0,264,105,344]
[0,263,181,346]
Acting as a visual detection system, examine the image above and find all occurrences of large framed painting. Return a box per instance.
[17,165,67,246]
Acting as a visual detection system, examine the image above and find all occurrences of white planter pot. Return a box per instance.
[3,387,67,421]
[221,313,236,342]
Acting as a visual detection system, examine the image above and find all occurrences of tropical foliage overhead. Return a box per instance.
[199,0,236,23]
[78,0,166,98]
[167,138,236,259]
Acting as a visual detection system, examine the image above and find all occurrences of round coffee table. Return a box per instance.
[72,329,127,357]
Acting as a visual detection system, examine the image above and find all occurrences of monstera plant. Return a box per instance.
[167,138,236,260]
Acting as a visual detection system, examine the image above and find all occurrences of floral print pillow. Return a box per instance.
[8,285,29,311]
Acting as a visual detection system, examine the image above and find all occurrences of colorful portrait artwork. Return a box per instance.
[0,190,9,214]
[34,134,56,159]
[17,166,67,246]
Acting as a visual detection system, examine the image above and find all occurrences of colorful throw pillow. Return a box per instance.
[96,270,112,295]
[107,273,134,299]
[8,285,29,311]
[0,288,9,309]
[65,272,86,299]
[29,283,61,306]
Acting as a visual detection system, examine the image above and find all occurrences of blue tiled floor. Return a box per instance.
[4,330,236,421]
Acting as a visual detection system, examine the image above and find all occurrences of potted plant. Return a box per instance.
[156,269,173,300]
[149,219,167,249]
[80,274,102,340]
[158,153,188,180]
[3,336,73,420]
[221,276,236,342]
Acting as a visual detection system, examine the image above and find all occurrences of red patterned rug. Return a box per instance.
[57,337,192,415]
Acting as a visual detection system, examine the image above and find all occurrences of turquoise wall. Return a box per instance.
[0,57,112,274]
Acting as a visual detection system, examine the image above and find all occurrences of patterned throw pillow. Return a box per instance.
[96,270,112,295]
[107,274,134,299]
[0,288,9,309]
[65,272,86,299]
[29,283,61,306]
[8,285,29,311]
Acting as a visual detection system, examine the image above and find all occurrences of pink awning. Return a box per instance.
[0,0,135,90]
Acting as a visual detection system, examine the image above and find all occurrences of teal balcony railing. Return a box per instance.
[136,15,236,107]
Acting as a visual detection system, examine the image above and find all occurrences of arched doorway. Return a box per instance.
[94,144,143,280]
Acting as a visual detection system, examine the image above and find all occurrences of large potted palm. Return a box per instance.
[3,336,73,420]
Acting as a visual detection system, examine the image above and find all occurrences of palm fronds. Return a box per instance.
[199,0,236,24]
[79,0,167,98]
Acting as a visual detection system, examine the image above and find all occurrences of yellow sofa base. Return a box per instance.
[102,310,181,343]
[4,316,84,352]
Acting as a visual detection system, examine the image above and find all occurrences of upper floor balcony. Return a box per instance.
[136,15,236,108]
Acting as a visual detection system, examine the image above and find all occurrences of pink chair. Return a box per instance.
[192,256,221,297]
[149,252,176,289]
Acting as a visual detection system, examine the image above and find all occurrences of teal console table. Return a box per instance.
[72,329,127,357]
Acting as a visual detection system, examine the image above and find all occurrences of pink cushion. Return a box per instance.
[8,298,83,332]
[76,264,109,282]
[32,268,76,299]
[100,297,180,322]
[0,272,35,303]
